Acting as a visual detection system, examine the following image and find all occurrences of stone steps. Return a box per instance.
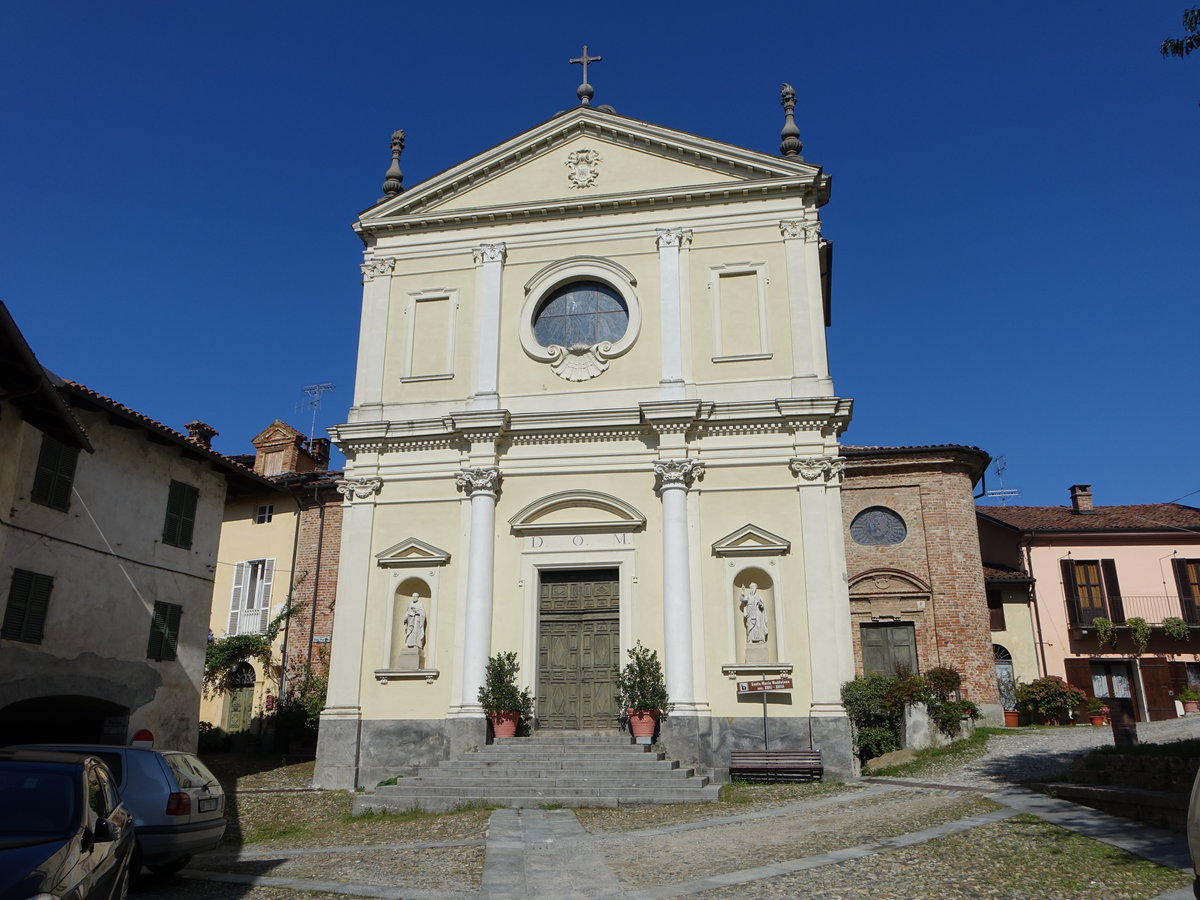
[352,731,719,814]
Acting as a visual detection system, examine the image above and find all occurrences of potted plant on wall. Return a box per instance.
[478,651,534,738]
[615,642,672,740]
[1179,688,1200,715]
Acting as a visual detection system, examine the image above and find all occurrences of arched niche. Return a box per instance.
[732,566,778,665]
[390,577,431,669]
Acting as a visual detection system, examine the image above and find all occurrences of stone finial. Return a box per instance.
[570,45,602,106]
[381,129,405,198]
[779,83,803,159]
[184,420,218,448]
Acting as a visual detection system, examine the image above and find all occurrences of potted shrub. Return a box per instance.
[1015,675,1086,725]
[1083,696,1107,725]
[1180,688,1200,714]
[615,642,672,739]
[1091,616,1116,647]
[998,673,1020,727]
[1163,616,1191,642]
[1127,616,1151,654]
[477,651,533,738]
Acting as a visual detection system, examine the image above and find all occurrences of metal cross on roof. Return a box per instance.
[570,45,602,106]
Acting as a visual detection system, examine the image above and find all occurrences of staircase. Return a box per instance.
[353,731,720,814]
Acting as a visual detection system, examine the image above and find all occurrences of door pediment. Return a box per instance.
[509,490,645,535]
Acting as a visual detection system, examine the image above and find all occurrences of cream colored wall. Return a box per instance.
[990,586,1039,683]
[199,493,299,730]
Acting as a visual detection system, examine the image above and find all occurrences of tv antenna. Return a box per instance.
[985,455,1021,505]
[299,383,336,442]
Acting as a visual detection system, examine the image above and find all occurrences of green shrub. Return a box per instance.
[477,651,534,716]
[614,642,671,713]
[1092,617,1116,647]
[841,673,902,762]
[1163,617,1190,641]
[1015,676,1086,721]
[1127,617,1151,654]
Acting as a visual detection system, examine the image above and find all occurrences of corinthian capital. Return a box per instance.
[472,243,507,265]
[336,477,382,500]
[655,228,692,250]
[653,459,704,490]
[779,220,822,242]
[360,258,396,281]
[455,466,501,497]
[789,456,845,483]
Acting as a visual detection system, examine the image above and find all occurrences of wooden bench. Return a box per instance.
[729,749,823,783]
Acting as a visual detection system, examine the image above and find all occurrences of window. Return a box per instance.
[2,569,53,644]
[162,480,199,549]
[31,434,79,512]
[1174,559,1200,623]
[849,507,908,546]
[1060,559,1123,625]
[255,505,274,524]
[533,281,629,348]
[227,559,275,635]
[987,589,1006,631]
[146,600,182,661]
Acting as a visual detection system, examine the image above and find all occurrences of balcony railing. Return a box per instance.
[1075,595,1198,627]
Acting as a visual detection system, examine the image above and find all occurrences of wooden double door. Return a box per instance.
[536,569,620,730]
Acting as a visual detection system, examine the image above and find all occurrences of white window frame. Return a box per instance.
[400,288,458,382]
[227,558,275,636]
[708,261,772,362]
[254,504,273,524]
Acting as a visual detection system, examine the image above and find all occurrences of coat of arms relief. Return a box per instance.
[566,149,601,188]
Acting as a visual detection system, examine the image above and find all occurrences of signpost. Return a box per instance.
[736,677,793,749]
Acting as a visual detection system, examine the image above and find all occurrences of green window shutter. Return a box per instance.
[162,481,199,549]
[2,569,53,644]
[147,601,182,661]
[31,436,79,512]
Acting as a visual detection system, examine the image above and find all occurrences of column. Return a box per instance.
[655,229,690,401]
[354,258,395,408]
[453,466,501,713]
[314,476,381,789]
[654,459,704,711]
[470,243,506,410]
[790,456,854,715]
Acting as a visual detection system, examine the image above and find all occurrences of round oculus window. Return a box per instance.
[850,506,907,546]
[533,281,629,349]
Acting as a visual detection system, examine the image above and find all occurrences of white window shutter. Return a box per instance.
[257,559,275,633]
[228,562,247,635]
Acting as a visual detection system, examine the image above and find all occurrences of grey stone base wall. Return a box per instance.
[316,716,489,790]
[664,714,854,783]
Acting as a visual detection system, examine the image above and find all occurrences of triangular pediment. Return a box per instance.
[509,489,646,535]
[251,419,304,448]
[359,107,826,231]
[375,537,451,568]
[712,523,791,557]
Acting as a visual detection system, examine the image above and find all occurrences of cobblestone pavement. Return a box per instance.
[133,719,1200,899]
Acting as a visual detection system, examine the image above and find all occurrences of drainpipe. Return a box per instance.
[307,483,327,669]
[278,489,304,701]
[1025,540,1048,677]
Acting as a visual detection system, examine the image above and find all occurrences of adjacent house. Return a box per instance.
[0,301,276,750]
[977,485,1200,721]
[200,420,342,740]
[841,445,1000,719]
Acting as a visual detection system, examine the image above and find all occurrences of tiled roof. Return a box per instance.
[978,503,1200,534]
[982,564,1034,583]
[59,380,280,493]
[843,443,987,455]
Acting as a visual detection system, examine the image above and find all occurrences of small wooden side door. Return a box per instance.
[1139,658,1185,722]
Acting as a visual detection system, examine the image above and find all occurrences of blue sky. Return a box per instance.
[2,2,1196,507]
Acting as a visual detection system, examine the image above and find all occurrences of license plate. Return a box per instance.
[198,797,218,812]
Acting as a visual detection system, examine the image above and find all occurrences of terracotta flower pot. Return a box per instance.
[627,709,660,739]
[1003,710,1020,727]
[1089,715,1106,725]
[489,711,520,738]
[1184,700,1199,714]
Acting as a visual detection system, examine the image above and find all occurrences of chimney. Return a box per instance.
[308,438,331,471]
[1069,484,1094,513]
[185,420,218,449]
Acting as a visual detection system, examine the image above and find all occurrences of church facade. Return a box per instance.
[315,90,859,788]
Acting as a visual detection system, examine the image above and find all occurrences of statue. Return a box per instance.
[739,583,768,644]
[403,594,426,649]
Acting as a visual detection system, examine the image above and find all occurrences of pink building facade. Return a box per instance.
[978,485,1200,722]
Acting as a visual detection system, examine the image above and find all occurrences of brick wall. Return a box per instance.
[842,447,998,706]
[282,478,343,681]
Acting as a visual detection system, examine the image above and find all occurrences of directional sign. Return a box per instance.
[736,677,793,694]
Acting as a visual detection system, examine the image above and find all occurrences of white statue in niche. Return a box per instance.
[739,583,768,644]
[403,594,426,649]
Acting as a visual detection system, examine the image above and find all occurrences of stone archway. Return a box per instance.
[0,695,130,745]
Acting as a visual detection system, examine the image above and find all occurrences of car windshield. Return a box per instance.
[0,764,79,839]
[164,753,218,790]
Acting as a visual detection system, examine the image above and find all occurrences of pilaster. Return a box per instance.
[655,228,691,401]
[779,219,831,396]
[354,257,395,408]
[470,242,507,410]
